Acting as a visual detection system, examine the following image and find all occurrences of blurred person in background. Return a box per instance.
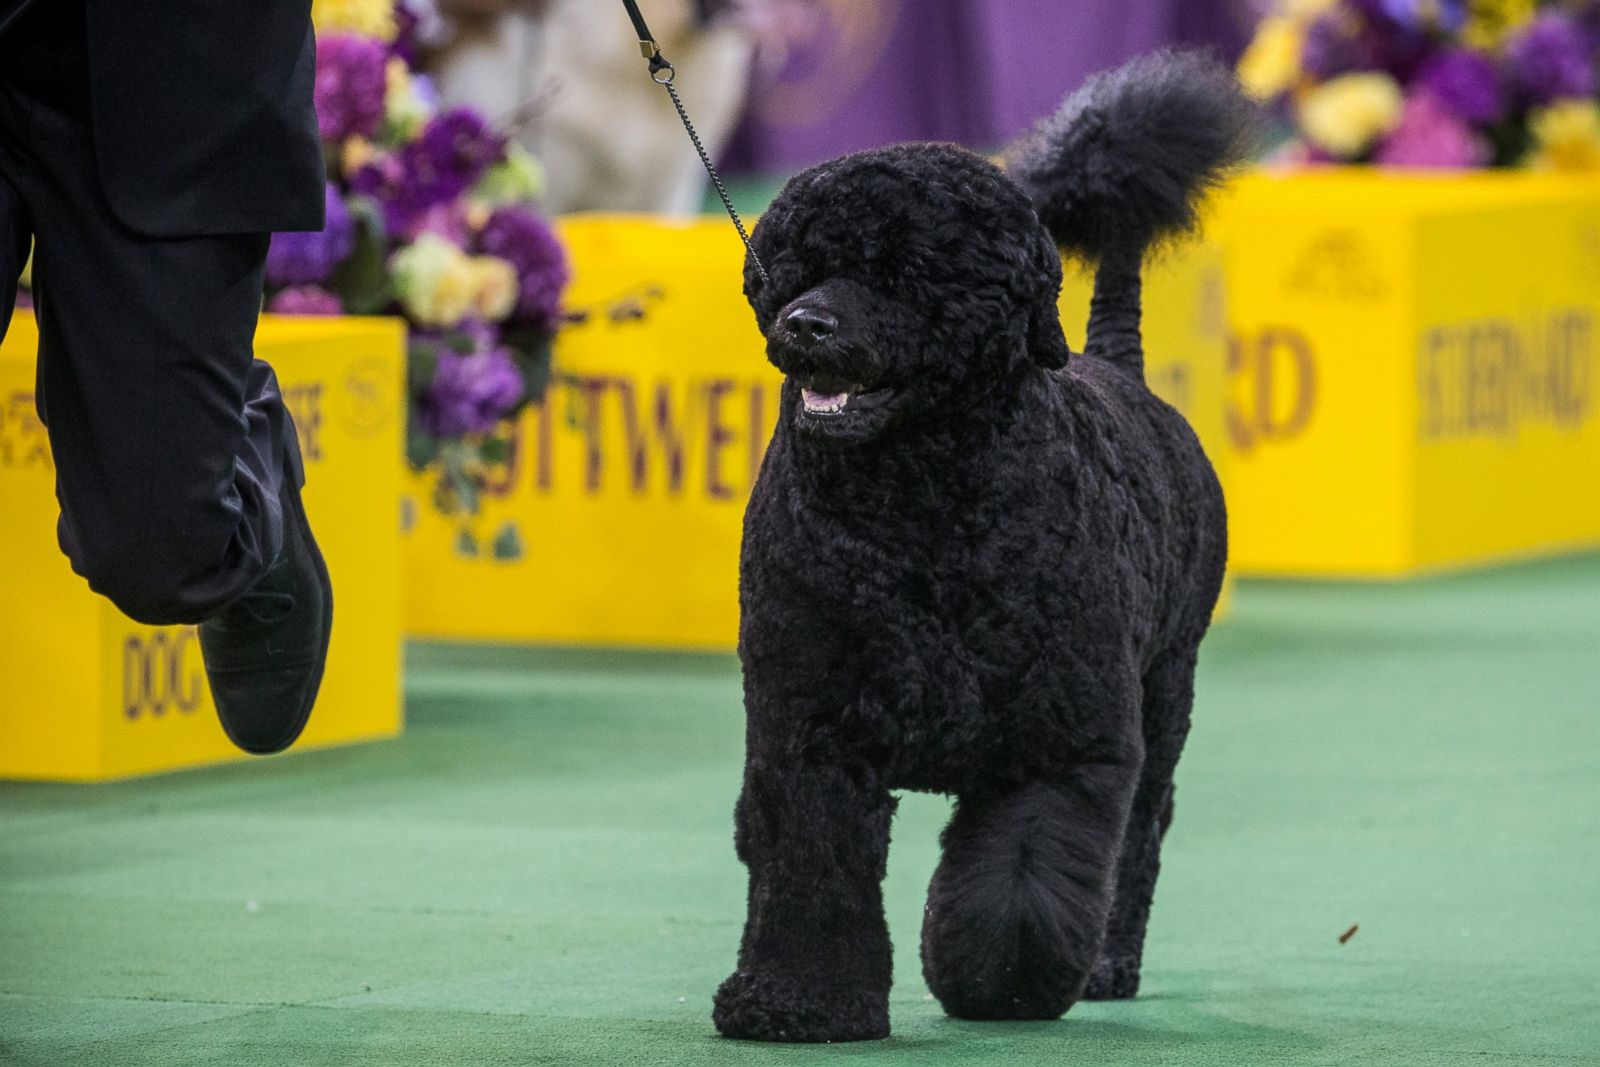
[424,0,778,216]
[418,0,1251,215]
[726,0,1255,173]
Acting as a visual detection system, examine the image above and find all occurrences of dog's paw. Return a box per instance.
[713,970,889,1043]
[1082,955,1141,1001]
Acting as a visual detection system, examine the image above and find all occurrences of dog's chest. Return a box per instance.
[742,488,1043,782]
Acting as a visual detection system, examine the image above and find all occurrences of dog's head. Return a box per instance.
[744,144,1069,447]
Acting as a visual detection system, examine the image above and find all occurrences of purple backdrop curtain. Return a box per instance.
[725,0,1255,174]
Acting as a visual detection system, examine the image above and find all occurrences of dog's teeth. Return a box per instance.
[802,388,850,414]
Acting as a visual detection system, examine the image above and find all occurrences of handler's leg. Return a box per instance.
[0,12,34,343]
[0,165,25,341]
[0,10,330,753]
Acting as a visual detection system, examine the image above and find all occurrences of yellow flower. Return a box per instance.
[311,0,396,41]
[1298,72,1404,159]
[428,267,479,330]
[1461,0,1538,48]
[469,256,520,323]
[463,201,493,233]
[341,136,376,175]
[1282,0,1339,17]
[1238,15,1305,101]
[391,235,477,328]
[386,56,410,98]
[384,56,431,140]
[1525,100,1600,172]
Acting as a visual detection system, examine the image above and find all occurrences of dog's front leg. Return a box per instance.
[713,743,895,1043]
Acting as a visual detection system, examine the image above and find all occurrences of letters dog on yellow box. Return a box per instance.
[1215,171,1600,577]
[404,216,1232,651]
[0,315,406,782]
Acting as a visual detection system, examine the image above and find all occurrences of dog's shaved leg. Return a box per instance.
[920,752,1141,1021]
[713,752,896,1043]
[1085,649,1197,1000]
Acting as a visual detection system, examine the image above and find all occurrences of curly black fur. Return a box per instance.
[1006,48,1259,265]
[714,51,1251,1043]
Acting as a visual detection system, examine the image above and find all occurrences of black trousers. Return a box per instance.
[0,3,296,625]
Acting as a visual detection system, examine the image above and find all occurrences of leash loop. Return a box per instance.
[617,0,770,285]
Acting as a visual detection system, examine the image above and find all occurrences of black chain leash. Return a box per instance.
[619,0,770,285]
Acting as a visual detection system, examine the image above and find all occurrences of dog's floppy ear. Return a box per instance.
[1020,226,1072,370]
[1028,298,1071,370]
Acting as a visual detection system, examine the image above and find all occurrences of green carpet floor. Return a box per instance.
[3,557,1599,1066]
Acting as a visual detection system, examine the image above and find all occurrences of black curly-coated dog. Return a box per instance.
[714,51,1256,1043]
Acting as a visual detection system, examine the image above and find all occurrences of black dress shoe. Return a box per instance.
[198,442,333,755]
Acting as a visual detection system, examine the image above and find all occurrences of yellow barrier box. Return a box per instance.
[1217,171,1600,577]
[405,215,1233,651]
[0,314,405,781]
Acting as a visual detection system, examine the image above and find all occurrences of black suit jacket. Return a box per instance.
[2,0,325,237]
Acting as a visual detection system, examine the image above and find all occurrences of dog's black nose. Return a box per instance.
[786,307,837,346]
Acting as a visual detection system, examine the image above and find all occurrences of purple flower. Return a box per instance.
[348,153,417,233]
[405,201,471,245]
[392,0,452,66]
[1302,11,1376,79]
[476,206,571,331]
[419,346,525,437]
[314,34,388,143]
[406,109,506,204]
[1579,2,1600,54]
[1416,49,1503,125]
[410,73,442,114]
[1375,91,1488,168]
[349,153,436,236]
[1362,0,1465,31]
[353,110,506,235]
[391,1,421,65]
[451,318,500,354]
[1303,2,1432,81]
[265,184,355,285]
[267,285,344,316]
[1504,13,1597,105]
[1368,24,1431,80]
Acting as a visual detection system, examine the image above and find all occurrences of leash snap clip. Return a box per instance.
[616,0,770,285]
[641,38,674,82]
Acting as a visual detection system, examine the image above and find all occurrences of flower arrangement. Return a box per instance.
[275,0,572,515]
[1239,0,1600,169]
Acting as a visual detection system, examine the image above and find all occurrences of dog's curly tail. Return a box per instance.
[1005,50,1258,376]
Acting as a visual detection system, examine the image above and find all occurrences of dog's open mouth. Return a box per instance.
[796,375,889,416]
[787,371,897,443]
[799,375,863,415]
